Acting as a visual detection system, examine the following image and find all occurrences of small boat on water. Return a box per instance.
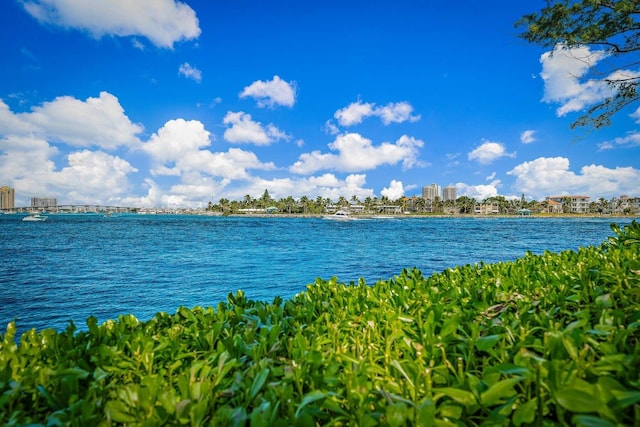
[323,210,353,220]
[22,214,47,222]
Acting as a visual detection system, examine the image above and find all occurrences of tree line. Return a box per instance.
[206,190,633,215]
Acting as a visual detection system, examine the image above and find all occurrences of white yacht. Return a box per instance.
[323,210,353,220]
[22,214,47,222]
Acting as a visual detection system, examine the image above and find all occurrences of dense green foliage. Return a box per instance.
[2,222,639,426]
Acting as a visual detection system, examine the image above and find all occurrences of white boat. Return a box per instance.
[22,214,47,222]
[323,210,353,220]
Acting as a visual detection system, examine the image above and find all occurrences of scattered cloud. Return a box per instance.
[486,172,496,181]
[467,140,515,164]
[178,63,202,83]
[445,152,461,168]
[507,156,640,199]
[290,133,424,174]
[21,0,201,48]
[334,100,420,127]
[520,129,536,144]
[0,92,143,149]
[381,180,405,200]
[598,131,640,150]
[240,75,296,108]
[324,120,340,135]
[376,102,422,125]
[20,47,38,62]
[223,111,290,145]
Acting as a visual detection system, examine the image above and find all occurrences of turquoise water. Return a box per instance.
[0,214,633,335]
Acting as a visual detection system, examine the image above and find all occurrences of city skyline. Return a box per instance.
[2,183,636,211]
[1,1,639,208]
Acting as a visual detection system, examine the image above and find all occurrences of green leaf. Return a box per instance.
[55,367,90,380]
[391,359,414,388]
[416,398,436,426]
[439,315,459,338]
[481,377,522,406]
[386,402,408,427]
[178,306,197,322]
[490,363,532,377]
[105,400,137,423]
[571,415,616,427]
[249,401,272,427]
[555,388,598,413]
[437,387,476,406]
[295,390,327,418]
[595,294,612,308]
[610,390,640,409]
[476,335,501,352]
[513,399,537,426]
[249,368,270,402]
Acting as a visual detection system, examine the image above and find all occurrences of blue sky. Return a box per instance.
[1,0,638,208]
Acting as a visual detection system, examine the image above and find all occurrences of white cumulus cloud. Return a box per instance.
[144,119,211,165]
[381,180,405,200]
[334,101,376,126]
[21,0,201,48]
[144,118,276,179]
[240,75,296,108]
[0,134,137,206]
[54,150,138,203]
[0,92,143,149]
[456,181,501,201]
[290,133,424,174]
[468,140,515,164]
[223,111,290,145]
[507,157,640,199]
[334,100,420,127]
[376,102,421,125]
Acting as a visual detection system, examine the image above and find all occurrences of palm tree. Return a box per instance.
[299,196,310,214]
[260,189,273,208]
[364,196,373,213]
[415,197,427,214]
[433,196,443,214]
[456,196,476,214]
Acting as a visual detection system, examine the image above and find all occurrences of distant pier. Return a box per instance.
[1,205,136,214]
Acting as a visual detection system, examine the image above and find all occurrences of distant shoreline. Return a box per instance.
[2,210,638,220]
[223,212,638,219]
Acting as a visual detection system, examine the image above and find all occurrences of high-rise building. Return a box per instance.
[443,186,457,202]
[422,184,441,201]
[0,186,15,210]
[31,196,57,209]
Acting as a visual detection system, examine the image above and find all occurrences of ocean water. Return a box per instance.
[0,214,634,336]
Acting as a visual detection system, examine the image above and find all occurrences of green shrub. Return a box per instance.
[1,221,639,426]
